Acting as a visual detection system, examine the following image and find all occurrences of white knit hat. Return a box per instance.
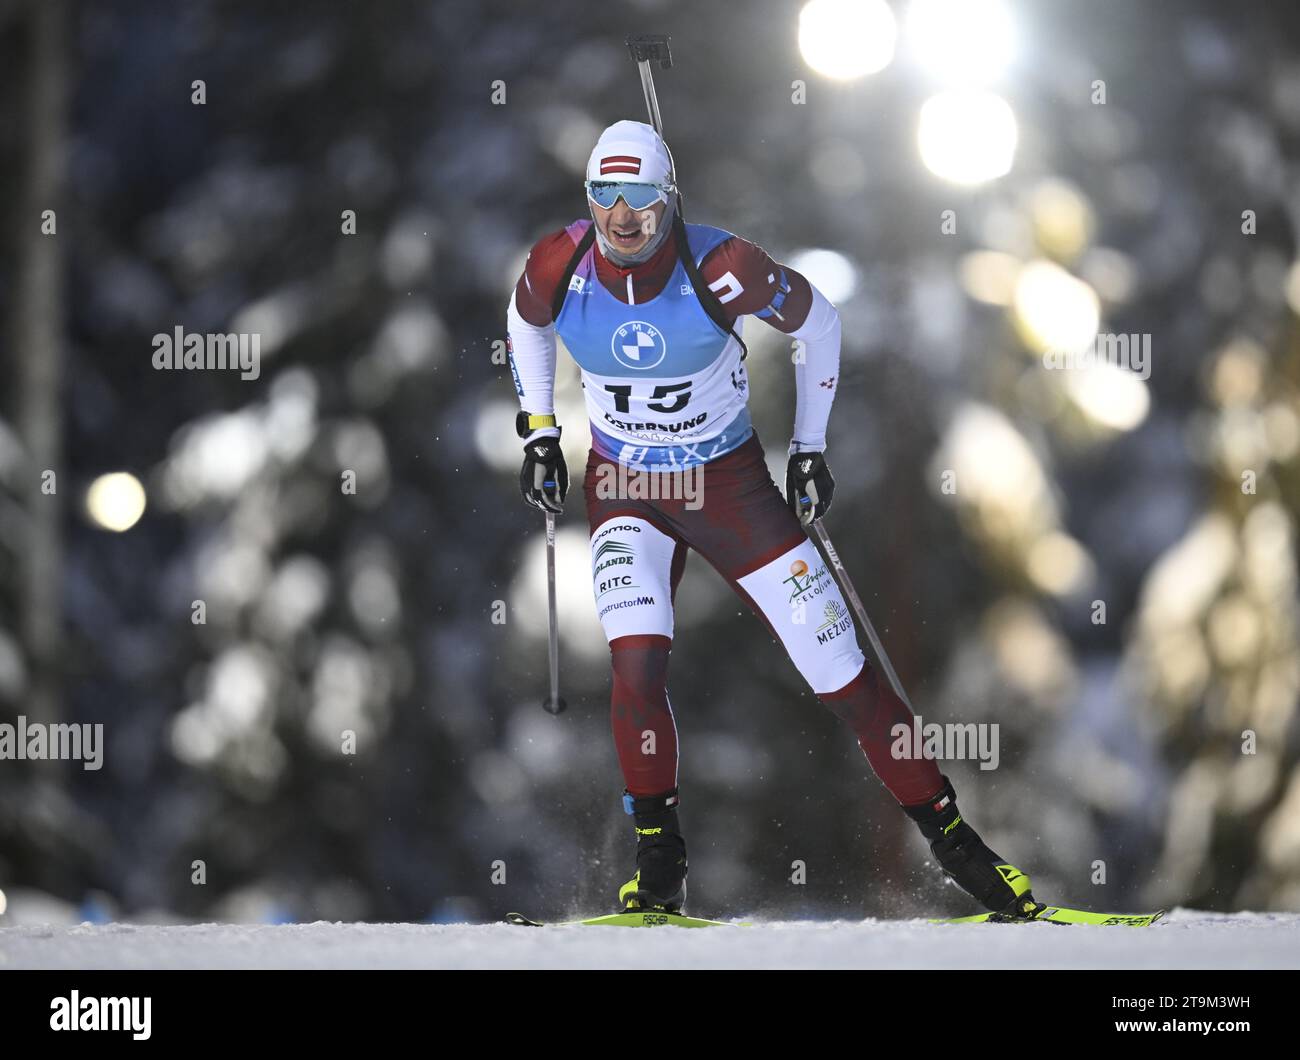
[585,120,675,187]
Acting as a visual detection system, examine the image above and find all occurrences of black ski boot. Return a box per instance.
[902,775,1040,918]
[618,788,688,913]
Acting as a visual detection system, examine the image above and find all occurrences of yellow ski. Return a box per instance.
[931,906,1167,926]
[504,910,746,927]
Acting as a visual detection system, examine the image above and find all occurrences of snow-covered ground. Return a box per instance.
[2,909,1297,969]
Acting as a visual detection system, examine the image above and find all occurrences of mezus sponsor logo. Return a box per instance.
[783,558,831,604]
[593,462,703,510]
[0,715,103,770]
[50,991,151,1040]
[1043,332,1151,379]
[814,599,853,644]
[890,715,1000,771]
[152,326,261,380]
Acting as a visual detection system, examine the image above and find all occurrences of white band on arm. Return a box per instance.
[506,292,561,441]
[788,283,841,455]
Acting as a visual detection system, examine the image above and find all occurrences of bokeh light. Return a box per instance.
[798,0,897,80]
[1062,360,1151,432]
[906,0,1016,84]
[85,471,147,532]
[786,247,859,302]
[1013,260,1100,355]
[917,90,1018,184]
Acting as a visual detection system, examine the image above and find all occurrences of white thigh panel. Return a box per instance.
[736,539,865,695]
[589,516,678,642]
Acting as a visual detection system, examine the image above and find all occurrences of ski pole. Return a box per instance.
[625,34,672,136]
[542,510,567,714]
[626,34,682,223]
[542,35,669,720]
[807,519,917,713]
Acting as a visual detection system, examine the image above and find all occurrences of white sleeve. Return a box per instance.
[788,283,841,455]
[506,291,561,441]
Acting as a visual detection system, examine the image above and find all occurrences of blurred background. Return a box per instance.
[1,0,1298,927]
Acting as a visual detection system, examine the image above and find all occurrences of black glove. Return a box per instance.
[519,436,568,514]
[785,450,834,526]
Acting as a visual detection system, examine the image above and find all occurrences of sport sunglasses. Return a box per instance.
[584,180,674,211]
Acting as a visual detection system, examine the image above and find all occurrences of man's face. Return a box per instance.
[591,194,667,256]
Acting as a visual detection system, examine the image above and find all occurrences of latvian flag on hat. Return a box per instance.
[599,155,641,176]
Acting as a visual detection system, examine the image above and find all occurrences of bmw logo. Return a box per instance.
[611,321,666,370]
